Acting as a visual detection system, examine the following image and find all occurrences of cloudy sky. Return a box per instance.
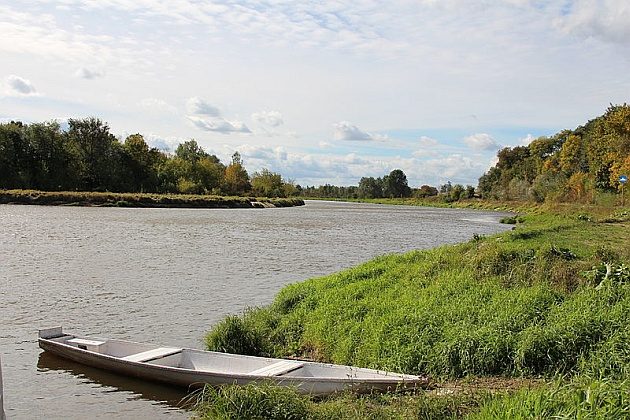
[1,1,629,187]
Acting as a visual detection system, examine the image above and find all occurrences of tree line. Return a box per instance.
[300,170,476,202]
[478,104,630,202]
[0,118,297,197]
[12,105,620,204]
[0,117,477,201]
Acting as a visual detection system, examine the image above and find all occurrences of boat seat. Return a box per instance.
[248,360,304,376]
[67,338,106,347]
[67,338,106,352]
[121,347,182,363]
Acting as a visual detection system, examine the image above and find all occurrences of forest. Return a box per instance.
[0,117,424,200]
[479,104,630,202]
[1,105,628,202]
[0,118,296,197]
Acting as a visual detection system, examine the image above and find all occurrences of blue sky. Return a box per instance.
[1,0,629,187]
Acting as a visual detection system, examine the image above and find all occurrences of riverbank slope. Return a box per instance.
[0,189,304,208]
[199,203,630,418]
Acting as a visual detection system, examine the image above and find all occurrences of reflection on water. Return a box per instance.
[36,352,194,411]
[0,201,511,419]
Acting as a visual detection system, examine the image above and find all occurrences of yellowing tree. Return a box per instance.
[610,154,630,191]
[558,134,583,175]
[223,152,250,196]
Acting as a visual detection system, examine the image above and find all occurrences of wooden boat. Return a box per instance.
[38,327,427,396]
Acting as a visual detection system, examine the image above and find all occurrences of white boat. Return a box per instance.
[38,327,427,396]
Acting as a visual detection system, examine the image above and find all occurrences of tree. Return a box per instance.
[123,134,160,192]
[66,117,121,190]
[175,140,208,164]
[382,169,411,198]
[465,185,476,199]
[450,184,465,201]
[223,152,250,195]
[251,169,284,197]
[0,122,23,188]
[415,184,438,198]
[157,156,189,193]
[440,181,453,195]
[357,177,383,199]
[23,121,76,190]
[558,134,585,175]
[195,156,225,193]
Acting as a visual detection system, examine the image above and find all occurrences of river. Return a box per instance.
[0,200,511,419]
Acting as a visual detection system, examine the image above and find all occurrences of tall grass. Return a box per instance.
[193,383,488,420]
[468,378,630,419]
[200,208,629,418]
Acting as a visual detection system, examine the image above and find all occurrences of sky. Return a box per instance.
[1,0,629,187]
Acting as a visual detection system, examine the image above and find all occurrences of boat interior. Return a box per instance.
[39,327,409,380]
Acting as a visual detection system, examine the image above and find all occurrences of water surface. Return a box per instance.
[0,200,511,419]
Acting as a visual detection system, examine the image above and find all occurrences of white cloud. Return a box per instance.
[75,67,104,79]
[333,121,388,141]
[0,5,149,70]
[186,97,250,134]
[139,98,178,114]
[215,142,492,187]
[130,133,188,152]
[5,75,37,96]
[554,0,630,45]
[519,133,535,146]
[463,133,500,151]
[2,1,629,187]
[420,154,490,185]
[412,149,439,158]
[252,110,283,127]
[238,144,288,161]
[186,97,221,117]
[418,136,439,147]
[188,115,251,134]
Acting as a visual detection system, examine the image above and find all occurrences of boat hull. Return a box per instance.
[38,331,426,396]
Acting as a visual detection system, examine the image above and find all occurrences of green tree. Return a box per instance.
[0,122,23,188]
[450,184,465,201]
[382,169,411,198]
[357,177,383,199]
[175,140,208,164]
[66,117,121,190]
[122,134,161,192]
[157,157,189,193]
[251,169,285,197]
[23,121,76,190]
[195,156,225,193]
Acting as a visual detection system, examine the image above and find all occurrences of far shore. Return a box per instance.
[0,189,305,209]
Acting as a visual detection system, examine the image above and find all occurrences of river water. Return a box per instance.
[0,200,510,419]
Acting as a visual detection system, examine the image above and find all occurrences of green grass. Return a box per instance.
[193,383,489,420]
[469,378,630,419]
[0,189,304,208]
[198,204,630,419]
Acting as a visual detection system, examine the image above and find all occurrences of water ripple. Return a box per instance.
[1,201,511,419]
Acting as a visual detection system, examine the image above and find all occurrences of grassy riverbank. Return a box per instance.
[303,192,624,214]
[0,189,304,208]
[198,202,629,419]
